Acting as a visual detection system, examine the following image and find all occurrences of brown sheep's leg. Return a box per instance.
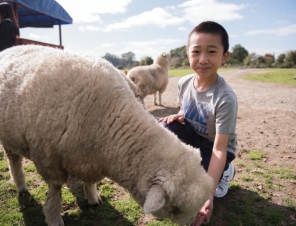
[84,182,103,205]
[43,183,64,226]
[4,148,28,193]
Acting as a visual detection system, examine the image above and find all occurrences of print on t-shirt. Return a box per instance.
[183,100,209,136]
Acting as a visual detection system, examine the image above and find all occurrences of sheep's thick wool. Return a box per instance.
[0,45,212,226]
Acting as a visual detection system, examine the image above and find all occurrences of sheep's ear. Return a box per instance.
[143,185,166,213]
[162,53,167,58]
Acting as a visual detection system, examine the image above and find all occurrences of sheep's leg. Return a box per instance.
[43,183,64,226]
[84,182,103,205]
[154,93,158,105]
[4,148,28,193]
[159,92,162,106]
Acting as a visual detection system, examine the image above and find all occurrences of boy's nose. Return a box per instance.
[199,53,208,64]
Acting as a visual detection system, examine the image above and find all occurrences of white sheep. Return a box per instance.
[0,45,212,226]
[127,52,170,106]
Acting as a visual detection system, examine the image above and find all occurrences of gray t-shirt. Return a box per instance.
[178,74,238,155]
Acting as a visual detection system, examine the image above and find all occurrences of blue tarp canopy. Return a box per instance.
[0,0,72,28]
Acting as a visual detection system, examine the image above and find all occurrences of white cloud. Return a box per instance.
[127,39,181,47]
[79,25,101,32]
[75,1,245,33]
[79,7,185,32]
[178,27,188,31]
[56,0,131,23]
[102,43,114,47]
[178,0,245,24]
[245,24,296,36]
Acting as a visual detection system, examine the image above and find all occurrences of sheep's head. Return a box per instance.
[119,70,145,105]
[155,52,171,69]
[143,152,213,225]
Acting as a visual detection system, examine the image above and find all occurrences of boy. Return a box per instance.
[159,21,237,225]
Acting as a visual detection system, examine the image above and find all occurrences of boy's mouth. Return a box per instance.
[197,67,210,72]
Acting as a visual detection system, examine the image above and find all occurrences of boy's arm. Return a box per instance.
[193,133,229,225]
[159,107,184,124]
[208,133,229,198]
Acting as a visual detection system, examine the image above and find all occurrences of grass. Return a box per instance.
[1,146,295,226]
[169,68,296,88]
[247,150,264,160]
[242,68,296,86]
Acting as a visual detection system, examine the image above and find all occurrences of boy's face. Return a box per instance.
[187,32,229,78]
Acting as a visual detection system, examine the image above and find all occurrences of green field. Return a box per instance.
[242,68,296,86]
[169,67,234,77]
[169,68,296,87]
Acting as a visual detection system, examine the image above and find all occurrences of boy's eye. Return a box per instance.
[209,50,217,54]
[192,50,199,54]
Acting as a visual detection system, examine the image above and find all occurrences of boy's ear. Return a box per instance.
[223,51,230,63]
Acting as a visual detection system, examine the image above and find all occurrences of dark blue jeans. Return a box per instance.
[159,120,235,172]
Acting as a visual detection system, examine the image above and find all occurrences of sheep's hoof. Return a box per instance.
[18,190,29,197]
[88,203,99,208]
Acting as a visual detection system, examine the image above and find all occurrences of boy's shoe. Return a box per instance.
[215,163,235,198]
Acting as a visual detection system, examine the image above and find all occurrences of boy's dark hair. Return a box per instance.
[0,2,19,27]
[187,21,229,54]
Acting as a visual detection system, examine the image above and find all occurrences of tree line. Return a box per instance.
[102,45,296,69]
[102,52,153,69]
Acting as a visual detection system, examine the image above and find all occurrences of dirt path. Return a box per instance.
[145,68,296,208]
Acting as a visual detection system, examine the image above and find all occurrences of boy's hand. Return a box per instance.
[159,114,184,124]
[192,198,213,226]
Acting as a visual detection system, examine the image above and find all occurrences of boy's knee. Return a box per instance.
[158,120,168,128]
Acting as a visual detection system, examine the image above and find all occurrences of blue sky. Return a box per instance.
[19,0,296,60]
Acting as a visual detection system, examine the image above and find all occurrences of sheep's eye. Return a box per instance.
[172,206,180,215]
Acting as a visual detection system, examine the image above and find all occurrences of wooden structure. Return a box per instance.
[1,0,72,49]
[15,38,64,49]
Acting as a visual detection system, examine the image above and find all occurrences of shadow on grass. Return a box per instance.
[18,191,47,226]
[17,184,135,226]
[64,180,135,226]
[149,106,179,118]
[208,188,296,226]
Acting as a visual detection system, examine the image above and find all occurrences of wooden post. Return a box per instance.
[59,20,62,46]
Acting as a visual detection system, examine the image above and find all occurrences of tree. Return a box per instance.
[276,53,285,64]
[102,52,120,66]
[182,58,190,66]
[227,44,249,65]
[243,53,258,66]
[121,52,136,67]
[171,56,182,68]
[263,54,275,67]
[285,51,296,65]
[131,61,140,67]
[254,56,266,68]
[170,45,187,60]
[140,56,153,65]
